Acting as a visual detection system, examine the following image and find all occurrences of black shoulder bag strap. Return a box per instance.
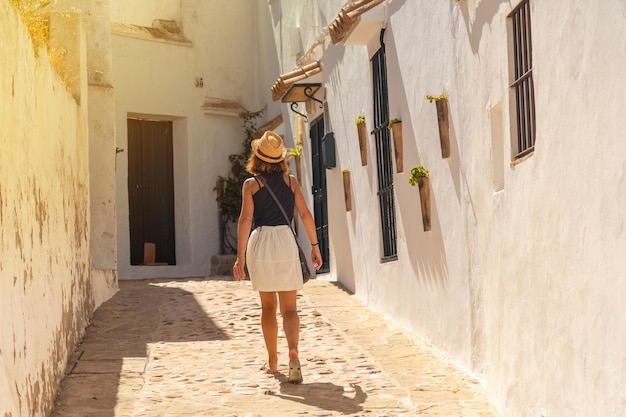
[257,175,312,283]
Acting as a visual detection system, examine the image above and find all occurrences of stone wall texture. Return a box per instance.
[0,3,115,416]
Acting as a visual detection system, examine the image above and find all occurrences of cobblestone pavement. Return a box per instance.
[51,277,502,417]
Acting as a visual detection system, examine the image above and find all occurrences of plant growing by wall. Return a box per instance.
[387,118,401,129]
[287,143,303,182]
[286,144,303,159]
[426,93,448,103]
[8,0,52,56]
[215,107,265,253]
[9,0,71,87]
[408,165,430,185]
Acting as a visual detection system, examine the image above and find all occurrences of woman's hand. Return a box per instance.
[311,246,322,271]
[233,257,246,280]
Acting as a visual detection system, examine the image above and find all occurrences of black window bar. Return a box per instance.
[371,29,397,260]
[509,0,536,158]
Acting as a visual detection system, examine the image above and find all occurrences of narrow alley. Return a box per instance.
[50,277,501,417]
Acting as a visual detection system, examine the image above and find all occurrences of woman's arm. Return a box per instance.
[291,175,323,270]
[233,178,255,280]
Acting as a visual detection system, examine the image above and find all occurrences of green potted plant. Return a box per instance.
[426,94,448,103]
[215,108,265,253]
[408,165,429,185]
[355,114,367,166]
[409,165,431,231]
[426,94,450,158]
[388,118,403,173]
[286,143,303,158]
[286,143,303,182]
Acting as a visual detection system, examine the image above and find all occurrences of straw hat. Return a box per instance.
[251,131,287,163]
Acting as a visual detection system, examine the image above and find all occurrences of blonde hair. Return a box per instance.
[246,154,290,175]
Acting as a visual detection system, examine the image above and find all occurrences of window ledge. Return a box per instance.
[380,255,398,264]
[201,97,247,117]
[510,148,534,168]
[112,20,193,47]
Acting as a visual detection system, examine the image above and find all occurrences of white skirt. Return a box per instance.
[246,225,304,292]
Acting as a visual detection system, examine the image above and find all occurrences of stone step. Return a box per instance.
[210,254,237,276]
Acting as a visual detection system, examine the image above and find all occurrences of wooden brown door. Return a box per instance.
[127,119,176,265]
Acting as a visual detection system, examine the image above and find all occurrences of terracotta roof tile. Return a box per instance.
[271,61,322,101]
[329,0,385,45]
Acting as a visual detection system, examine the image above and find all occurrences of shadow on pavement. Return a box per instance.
[273,379,367,414]
[51,279,229,416]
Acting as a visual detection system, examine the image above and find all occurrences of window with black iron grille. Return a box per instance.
[371,29,397,260]
[508,0,536,159]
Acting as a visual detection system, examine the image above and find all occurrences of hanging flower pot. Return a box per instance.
[427,94,451,159]
[355,115,367,166]
[388,118,403,173]
[418,177,431,231]
[409,165,431,232]
[287,144,303,182]
[294,155,302,181]
[342,169,352,211]
[286,144,304,234]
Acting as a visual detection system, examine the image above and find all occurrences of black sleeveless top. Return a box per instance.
[252,173,295,227]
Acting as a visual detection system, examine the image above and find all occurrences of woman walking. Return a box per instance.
[232,130,322,384]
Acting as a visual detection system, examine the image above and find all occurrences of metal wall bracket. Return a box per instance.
[290,102,307,119]
[281,83,323,119]
[303,86,323,109]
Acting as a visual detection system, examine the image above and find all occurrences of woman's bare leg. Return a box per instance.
[279,290,303,383]
[259,291,279,372]
[278,291,300,360]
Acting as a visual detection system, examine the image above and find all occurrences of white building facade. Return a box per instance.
[109,0,282,278]
[264,1,626,417]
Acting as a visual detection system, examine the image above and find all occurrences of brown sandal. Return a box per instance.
[288,358,303,384]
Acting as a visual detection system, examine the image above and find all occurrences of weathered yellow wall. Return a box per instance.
[0,3,112,416]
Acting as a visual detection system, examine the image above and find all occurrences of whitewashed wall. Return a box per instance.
[111,0,281,279]
[481,2,626,416]
[109,0,181,27]
[267,1,626,417]
[0,4,117,416]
